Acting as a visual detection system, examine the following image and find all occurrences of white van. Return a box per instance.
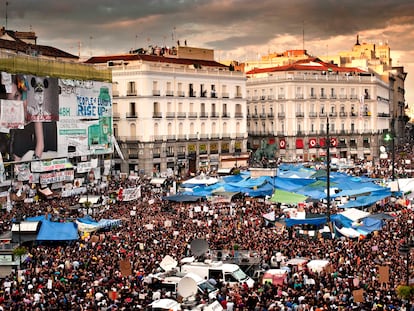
[154,272,219,300]
[180,260,255,288]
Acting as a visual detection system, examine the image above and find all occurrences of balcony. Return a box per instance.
[126,113,137,118]
[350,112,358,117]
[127,90,137,96]
[166,90,174,96]
[189,91,197,97]
[309,112,317,118]
[177,91,185,97]
[152,112,162,118]
[188,112,198,119]
[235,113,243,118]
[330,95,337,99]
[112,90,119,97]
[152,89,161,96]
[267,95,274,100]
[222,92,229,98]
[339,112,347,117]
[176,112,186,119]
[188,134,198,140]
[210,112,219,118]
[320,95,327,99]
[166,112,175,119]
[235,93,243,99]
[260,95,266,100]
[211,92,217,98]
[277,95,285,100]
[278,112,285,118]
[339,95,347,99]
[329,112,337,118]
[295,94,304,99]
[200,91,207,98]
[319,112,327,117]
[309,94,317,99]
[296,112,304,118]
[260,113,267,118]
[113,112,120,120]
[222,113,230,118]
[199,113,209,119]
[350,94,358,99]
[267,113,274,118]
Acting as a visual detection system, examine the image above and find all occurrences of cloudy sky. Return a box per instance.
[3,0,414,105]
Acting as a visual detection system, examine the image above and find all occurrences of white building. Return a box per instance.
[246,58,390,163]
[86,46,248,176]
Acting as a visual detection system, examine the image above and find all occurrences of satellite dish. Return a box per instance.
[177,275,198,298]
[190,239,209,257]
[380,146,386,153]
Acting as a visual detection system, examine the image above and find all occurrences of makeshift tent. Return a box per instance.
[340,191,391,208]
[270,189,308,204]
[36,220,78,241]
[182,174,219,186]
[285,216,327,227]
[76,216,122,233]
[162,194,203,202]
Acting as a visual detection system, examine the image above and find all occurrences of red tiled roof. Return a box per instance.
[84,54,228,68]
[246,57,365,75]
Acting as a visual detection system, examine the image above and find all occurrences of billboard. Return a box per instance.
[0,71,113,162]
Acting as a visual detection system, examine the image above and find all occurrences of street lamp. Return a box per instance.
[384,132,395,181]
[398,238,414,286]
[326,116,331,223]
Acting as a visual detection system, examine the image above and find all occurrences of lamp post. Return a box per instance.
[384,132,395,181]
[398,238,414,286]
[326,116,331,223]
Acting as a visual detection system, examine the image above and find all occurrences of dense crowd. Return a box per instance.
[0,169,412,311]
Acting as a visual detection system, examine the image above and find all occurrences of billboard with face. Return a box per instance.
[0,71,113,162]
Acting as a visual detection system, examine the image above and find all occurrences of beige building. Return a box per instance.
[86,46,248,176]
[323,36,408,141]
[246,57,390,162]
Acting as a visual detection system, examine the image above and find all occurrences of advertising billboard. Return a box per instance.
[0,71,113,162]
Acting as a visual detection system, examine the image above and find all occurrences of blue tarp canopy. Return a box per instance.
[36,220,78,241]
[285,217,327,227]
[162,194,203,202]
[340,191,391,208]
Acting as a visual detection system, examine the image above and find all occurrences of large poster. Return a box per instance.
[0,72,113,162]
[58,79,113,156]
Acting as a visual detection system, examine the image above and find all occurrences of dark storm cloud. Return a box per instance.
[3,0,414,54]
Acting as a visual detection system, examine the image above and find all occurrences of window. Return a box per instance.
[127,81,136,96]
[310,87,315,97]
[189,83,195,97]
[223,103,228,116]
[153,102,161,118]
[211,103,216,116]
[320,88,325,98]
[201,84,207,97]
[129,102,136,117]
[236,85,242,98]
[211,85,217,98]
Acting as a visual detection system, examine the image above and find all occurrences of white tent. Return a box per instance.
[339,208,370,222]
[182,174,218,186]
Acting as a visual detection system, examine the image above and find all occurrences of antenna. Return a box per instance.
[302,20,305,51]
[5,1,9,29]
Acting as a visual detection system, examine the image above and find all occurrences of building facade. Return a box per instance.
[246,58,390,163]
[327,36,408,141]
[86,46,248,177]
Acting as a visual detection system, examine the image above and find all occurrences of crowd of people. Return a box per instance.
[0,167,412,311]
